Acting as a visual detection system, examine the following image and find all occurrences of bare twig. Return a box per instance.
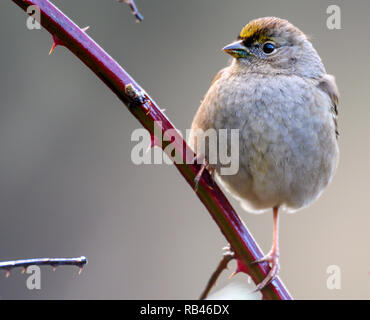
[11,0,292,300]
[118,0,143,22]
[0,256,87,277]
[200,249,234,300]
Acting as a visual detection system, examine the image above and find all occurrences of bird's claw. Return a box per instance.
[194,164,206,192]
[251,252,280,292]
[193,159,215,191]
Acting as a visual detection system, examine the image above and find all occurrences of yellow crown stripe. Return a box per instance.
[240,22,271,42]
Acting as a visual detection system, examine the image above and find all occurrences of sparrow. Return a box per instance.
[189,17,339,291]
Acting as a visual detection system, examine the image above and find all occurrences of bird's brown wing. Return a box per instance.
[210,68,226,87]
[198,68,226,107]
[317,74,339,138]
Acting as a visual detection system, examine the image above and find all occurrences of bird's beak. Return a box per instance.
[223,40,250,59]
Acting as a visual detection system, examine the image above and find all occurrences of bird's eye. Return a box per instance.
[262,42,276,54]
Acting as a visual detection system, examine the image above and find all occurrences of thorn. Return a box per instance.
[52,266,57,272]
[49,42,57,55]
[145,99,152,115]
[81,26,90,32]
[5,270,10,278]
[229,271,237,279]
[78,267,83,275]
[49,34,63,55]
[21,267,26,274]
[161,108,166,113]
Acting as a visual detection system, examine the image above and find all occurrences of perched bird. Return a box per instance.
[189,17,339,290]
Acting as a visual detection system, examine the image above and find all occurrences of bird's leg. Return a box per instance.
[252,206,280,291]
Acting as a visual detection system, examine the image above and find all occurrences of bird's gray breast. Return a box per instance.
[212,72,339,211]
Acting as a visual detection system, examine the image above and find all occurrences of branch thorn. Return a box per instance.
[145,99,152,115]
[49,34,63,55]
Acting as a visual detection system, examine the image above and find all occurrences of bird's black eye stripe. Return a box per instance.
[242,38,253,47]
[262,42,276,54]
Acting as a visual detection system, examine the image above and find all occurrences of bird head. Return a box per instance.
[223,17,325,78]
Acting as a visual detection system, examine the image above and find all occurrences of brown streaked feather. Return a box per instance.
[317,74,339,138]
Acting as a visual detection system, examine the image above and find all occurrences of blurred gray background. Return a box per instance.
[0,0,369,299]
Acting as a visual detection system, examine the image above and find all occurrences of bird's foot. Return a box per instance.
[194,158,215,191]
[251,251,280,291]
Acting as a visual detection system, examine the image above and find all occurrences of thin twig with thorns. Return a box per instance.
[199,249,235,300]
[0,256,87,277]
[118,0,143,22]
